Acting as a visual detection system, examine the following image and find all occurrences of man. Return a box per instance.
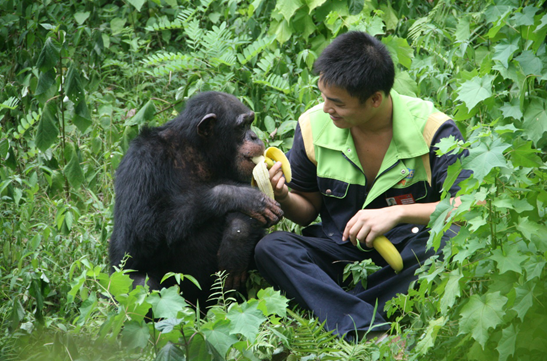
[254,31,470,341]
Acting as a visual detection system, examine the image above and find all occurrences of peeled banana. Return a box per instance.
[252,147,291,200]
[373,236,403,273]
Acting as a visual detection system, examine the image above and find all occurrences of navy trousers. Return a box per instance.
[255,225,458,339]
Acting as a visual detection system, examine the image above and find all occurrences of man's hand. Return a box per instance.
[269,161,289,202]
[342,207,403,248]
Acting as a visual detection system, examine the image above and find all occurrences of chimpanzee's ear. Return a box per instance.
[197,113,217,138]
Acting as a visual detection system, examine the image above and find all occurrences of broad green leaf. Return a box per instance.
[35,102,59,152]
[497,324,518,361]
[305,0,327,13]
[226,300,266,341]
[36,37,60,72]
[456,75,494,110]
[383,36,414,69]
[513,282,535,322]
[111,17,126,34]
[271,19,292,44]
[155,318,184,334]
[348,0,364,15]
[522,98,547,145]
[147,287,188,319]
[393,71,417,96]
[73,100,92,133]
[64,145,84,189]
[428,197,453,251]
[524,256,546,281]
[125,100,156,126]
[257,287,289,317]
[510,5,538,27]
[462,137,510,181]
[516,216,547,241]
[440,270,462,313]
[275,0,303,22]
[484,5,511,24]
[35,69,56,96]
[121,320,150,350]
[459,292,507,347]
[455,17,470,42]
[515,50,543,76]
[414,317,446,355]
[98,270,132,297]
[74,11,90,25]
[201,319,238,358]
[127,0,145,12]
[156,342,186,361]
[65,64,84,102]
[499,100,523,120]
[492,38,519,68]
[511,140,543,167]
[536,13,547,31]
[490,248,527,275]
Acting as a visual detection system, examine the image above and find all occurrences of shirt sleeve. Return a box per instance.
[286,122,319,193]
[429,119,472,197]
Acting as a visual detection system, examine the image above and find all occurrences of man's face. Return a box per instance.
[318,80,376,129]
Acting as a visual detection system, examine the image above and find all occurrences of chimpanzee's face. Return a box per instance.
[234,111,265,182]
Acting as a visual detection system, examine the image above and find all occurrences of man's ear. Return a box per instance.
[369,91,384,108]
[197,113,217,138]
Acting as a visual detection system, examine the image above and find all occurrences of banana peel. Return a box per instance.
[252,147,291,200]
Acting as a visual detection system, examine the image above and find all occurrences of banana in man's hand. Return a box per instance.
[252,147,291,200]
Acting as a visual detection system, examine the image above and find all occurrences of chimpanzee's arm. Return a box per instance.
[165,183,282,244]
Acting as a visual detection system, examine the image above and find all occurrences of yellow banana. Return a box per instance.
[373,236,403,273]
[251,147,291,199]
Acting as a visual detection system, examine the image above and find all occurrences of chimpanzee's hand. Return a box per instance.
[224,270,248,291]
[243,192,284,227]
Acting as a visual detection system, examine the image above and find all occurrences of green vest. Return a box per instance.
[298,90,450,208]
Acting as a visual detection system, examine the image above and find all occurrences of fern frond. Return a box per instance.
[254,74,291,94]
[13,111,40,140]
[102,59,130,69]
[238,36,275,65]
[145,17,183,32]
[286,309,338,355]
[207,271,237,312]
[141,51,189,66]
[184,18,203,50]
[0,96,19,111]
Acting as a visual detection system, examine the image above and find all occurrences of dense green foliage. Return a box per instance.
[1,0,546,360]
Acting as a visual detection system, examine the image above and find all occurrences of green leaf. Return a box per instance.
[414,317,446,355]
[35,102,59,152]
[73,100,92,133]
[497,324,518,361]
[35,69,56,96]
[522,98,547,145]
[459,292,507,347]
[455,17,470,42]
[510,5,538,27]
[257,287,289,317]
[125,100,156,126]
[121,320,150,350]
[65,64,84,102]
[456,75,494,110]
[492,37,519,68]
[513,282,535,322]
[515,50,543,76]
[156,342,186,361]
[463,137,510,181]
[490,247,527,275]
[64,144,84,189]
[201,319,238,358]
[98,270,132,297]
[74,11,90,25]
[147,287,188,319]
[305,0,327,13]
[275,0,303,22]
[111,17,126,34]
[393,71,417,96]
[499,100,523,120]
[440,270,462,313]
[516,216,547,241]
[127,0,146,12]
[36,37,60,72]
[226,300,266,341]
[348,0,364,15]
[510,140,543,167]
[383,36,414,69]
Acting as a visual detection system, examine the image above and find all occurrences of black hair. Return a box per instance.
[313,31,395,103]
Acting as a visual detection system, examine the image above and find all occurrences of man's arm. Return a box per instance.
[342,197,462,248]
[269,162,322,226]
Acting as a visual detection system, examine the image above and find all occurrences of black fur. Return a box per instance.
[109,91,283,307]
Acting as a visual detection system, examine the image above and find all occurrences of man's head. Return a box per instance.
[313,31,395,103]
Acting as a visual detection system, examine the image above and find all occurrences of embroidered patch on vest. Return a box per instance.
[397,168,415,186]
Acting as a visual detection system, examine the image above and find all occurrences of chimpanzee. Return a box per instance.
[109,91,283,308]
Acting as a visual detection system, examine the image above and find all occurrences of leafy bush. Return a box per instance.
[1,0,546,360]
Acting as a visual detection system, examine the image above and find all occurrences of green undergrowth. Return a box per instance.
[1,0,546,360]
